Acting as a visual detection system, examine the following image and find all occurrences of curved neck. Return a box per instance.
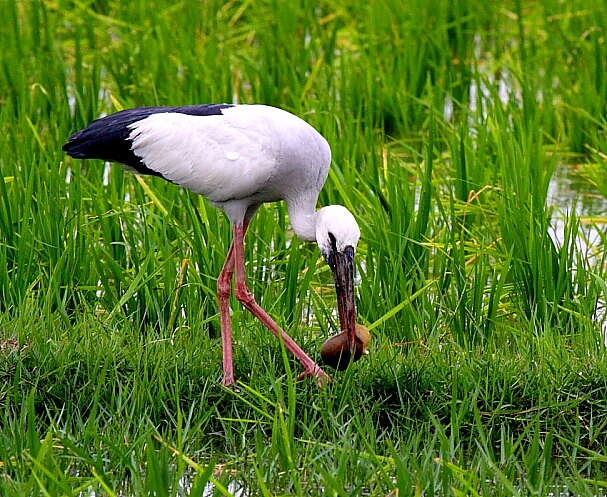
[287,197,318,242]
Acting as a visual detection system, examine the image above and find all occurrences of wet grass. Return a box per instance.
[1,0,607,495]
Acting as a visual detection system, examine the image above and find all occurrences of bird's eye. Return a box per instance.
[328,232,337,252]
[325,232,337,270]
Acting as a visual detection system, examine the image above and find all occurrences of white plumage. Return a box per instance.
[316,205,361,253]
[129,106,331,225]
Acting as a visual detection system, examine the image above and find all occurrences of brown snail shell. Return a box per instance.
[320,324,371,370]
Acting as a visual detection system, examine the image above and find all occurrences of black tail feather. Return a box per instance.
[62,104,233,178]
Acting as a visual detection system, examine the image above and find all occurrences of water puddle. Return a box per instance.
[76,477,247,497]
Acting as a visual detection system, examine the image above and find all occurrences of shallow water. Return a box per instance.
[549,162,607,342]
[549,163,607,247]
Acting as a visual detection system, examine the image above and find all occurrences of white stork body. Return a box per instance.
[64,104,361,386]
[128,105,331,237]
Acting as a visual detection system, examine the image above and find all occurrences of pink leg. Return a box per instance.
[218,242,236,386]
[231,224,330,384]
[218,219,252,387]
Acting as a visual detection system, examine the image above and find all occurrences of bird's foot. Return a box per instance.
[222,374,236,388]
[297,365,332,387]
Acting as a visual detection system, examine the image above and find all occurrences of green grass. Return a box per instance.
[1,0,607,495]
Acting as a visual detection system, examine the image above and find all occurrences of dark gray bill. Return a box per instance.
[326,240,357,350]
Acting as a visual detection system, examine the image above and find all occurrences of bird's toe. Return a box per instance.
[297,366,332,386]
[222,375,236,388]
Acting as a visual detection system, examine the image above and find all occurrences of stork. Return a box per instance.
[63,104,368,386]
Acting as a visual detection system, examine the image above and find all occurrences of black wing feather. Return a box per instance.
[62,104,234,178]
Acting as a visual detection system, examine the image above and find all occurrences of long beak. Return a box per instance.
[330,245,357,352]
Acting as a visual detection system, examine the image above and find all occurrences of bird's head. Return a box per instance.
[316,205,361,350]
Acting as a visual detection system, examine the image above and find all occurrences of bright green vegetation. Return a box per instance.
[1,1,607,495]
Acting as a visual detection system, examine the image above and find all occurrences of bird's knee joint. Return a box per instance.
[218,286,231,299]
[217,277,233,299]
[236,286,255,305]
